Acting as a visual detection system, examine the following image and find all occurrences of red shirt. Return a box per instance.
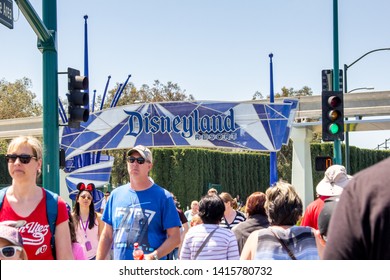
[0,188,68,260]
[300,196,330,229]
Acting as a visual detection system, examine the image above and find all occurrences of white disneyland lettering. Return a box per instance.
[125,108,237,139]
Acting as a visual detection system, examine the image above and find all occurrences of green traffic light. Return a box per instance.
[329,123,340,134]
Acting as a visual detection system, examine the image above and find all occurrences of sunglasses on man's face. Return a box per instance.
[5,154,37,164]
[0,246,22,258]
[127,156,146,164]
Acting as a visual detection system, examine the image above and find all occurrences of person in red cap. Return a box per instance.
[301,165,352,230]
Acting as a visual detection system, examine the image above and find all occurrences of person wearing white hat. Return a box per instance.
[0,220,28,260]
[301,165,352,230]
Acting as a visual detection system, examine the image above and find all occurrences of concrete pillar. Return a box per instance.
[290,126,314,209]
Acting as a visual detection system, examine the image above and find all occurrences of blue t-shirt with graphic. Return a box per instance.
[102,183,181,260]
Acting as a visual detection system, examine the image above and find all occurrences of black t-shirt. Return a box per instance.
[324,157,390,259]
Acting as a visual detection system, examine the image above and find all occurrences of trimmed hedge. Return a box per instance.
[149,148,270,210]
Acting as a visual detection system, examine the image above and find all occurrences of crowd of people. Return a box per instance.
[1,136,389,260]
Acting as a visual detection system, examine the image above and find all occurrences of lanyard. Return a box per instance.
[80,217,89,238]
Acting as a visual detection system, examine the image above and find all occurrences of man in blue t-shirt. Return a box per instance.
[96,145,181,260]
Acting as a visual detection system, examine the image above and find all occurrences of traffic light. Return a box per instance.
[315,156,333,171]
[66,67,89,128]
[322,69,343,92]
[322,91,344,141]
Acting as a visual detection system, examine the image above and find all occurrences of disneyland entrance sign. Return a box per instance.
[60,100,297,204]
[61,100,298,160]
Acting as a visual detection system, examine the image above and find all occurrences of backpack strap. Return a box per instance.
[0,187,9,209]
[194,226,219,260]
[44,189,58,259]
[0,186,59,259]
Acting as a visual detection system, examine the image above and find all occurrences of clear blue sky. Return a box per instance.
[1,0,389,149]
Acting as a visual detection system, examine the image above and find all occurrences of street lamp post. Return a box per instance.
[347,87,374,94]
[344,48,390,174]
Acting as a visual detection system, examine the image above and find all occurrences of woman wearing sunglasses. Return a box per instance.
[72,182,104,260]
[0,136,73,260]
[0,221,28,260]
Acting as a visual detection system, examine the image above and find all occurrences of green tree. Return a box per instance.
[0,78,43,154]
[102,80,194,109]
[0,78,42,119]
[255,86,313,99]
[275,86,313,98]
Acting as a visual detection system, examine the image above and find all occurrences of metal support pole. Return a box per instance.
[15,0,59,193]
[269,53,278,186]
[332,0,342,165]
[343,48,390,172]
[42,0,59,193]
[344,64,350,173]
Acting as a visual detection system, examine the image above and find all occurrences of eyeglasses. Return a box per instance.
[0,246,22,258]
[127,156,146,164]
[80,195,92,200]
[5,154,37,164]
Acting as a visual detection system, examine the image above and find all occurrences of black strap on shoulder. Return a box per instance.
[194,226,219,259]
[270,228,297,260]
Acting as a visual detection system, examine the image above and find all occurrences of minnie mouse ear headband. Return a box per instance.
[77,182,95,193]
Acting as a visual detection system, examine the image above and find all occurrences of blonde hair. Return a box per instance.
[219,192,234,205]
[190,214,203,227]
[7,136,43,178]
[7,136,43,160]
[207,188,218,195]
[191,200,199,208]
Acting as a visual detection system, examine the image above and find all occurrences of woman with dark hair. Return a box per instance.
[219,192,246,230]
[66,204,86,260]
[241,181,319,260]
[72,183,104,260]
[232,192,269,254]
[179,195,239,260]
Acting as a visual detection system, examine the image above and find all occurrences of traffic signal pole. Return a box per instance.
[15,0,59,193]
[332,0,342,165]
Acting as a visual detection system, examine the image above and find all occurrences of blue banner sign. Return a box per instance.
[61,100,297,158]
[60,100,297,199]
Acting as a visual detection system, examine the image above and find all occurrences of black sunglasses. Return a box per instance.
[127,156,146,164]
[5,154,37,164]
[0,246,22,258]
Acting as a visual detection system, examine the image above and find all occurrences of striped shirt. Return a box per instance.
[180,224,239,260]
[219,210,246,230]
[254,226,319,260]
